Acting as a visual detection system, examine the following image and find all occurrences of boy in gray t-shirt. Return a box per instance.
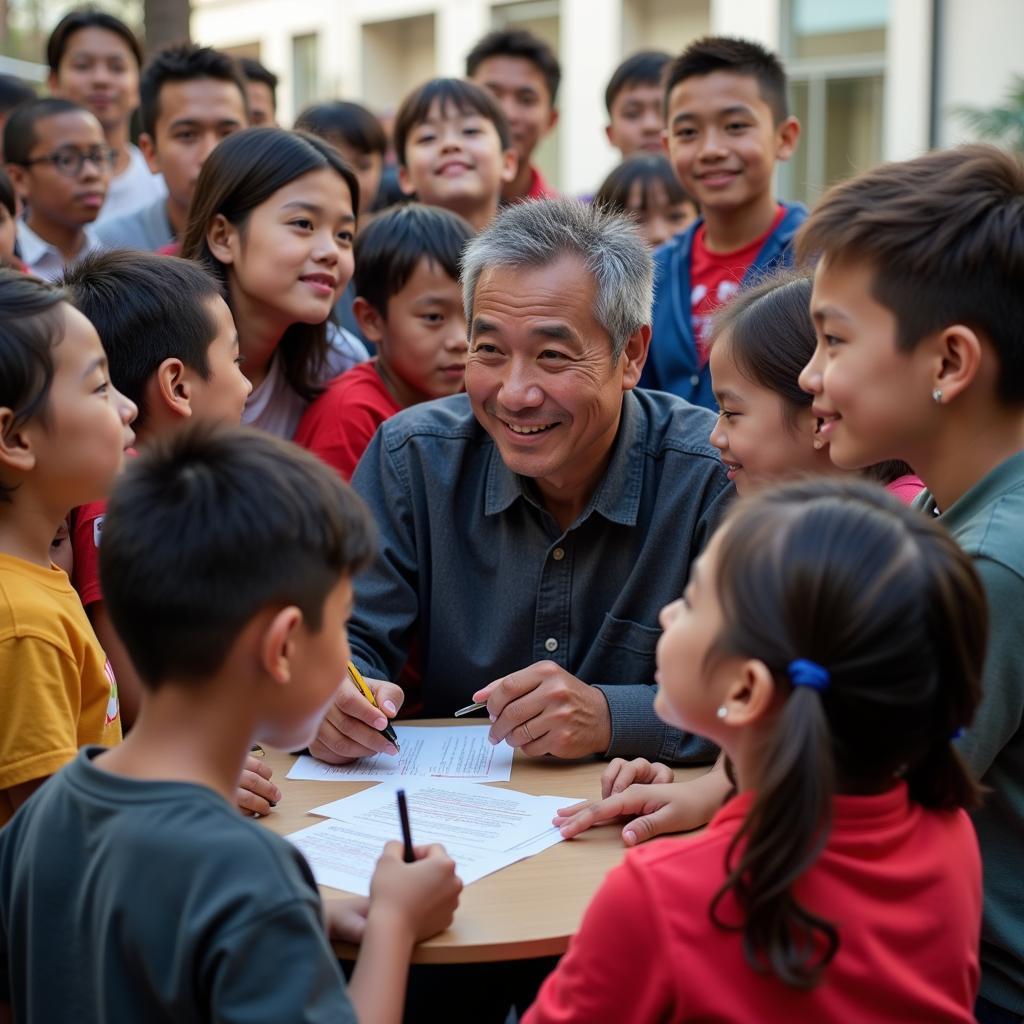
[0,425,462,1024]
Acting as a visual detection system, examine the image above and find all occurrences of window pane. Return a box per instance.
[292,33,318,115]
[790,0,887,58]
[824,75,884,186]
[783,78,812,205]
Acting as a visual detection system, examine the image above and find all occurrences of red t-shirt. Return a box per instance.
[69,449,138,608]
[293,359,403,481]
[524,784,981,1024]
[524,165,557,201]
[690,204,786,365]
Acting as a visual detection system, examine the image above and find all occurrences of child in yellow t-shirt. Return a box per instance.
[0,269,136,825]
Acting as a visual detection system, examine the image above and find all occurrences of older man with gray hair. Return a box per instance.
[312,197,732,766]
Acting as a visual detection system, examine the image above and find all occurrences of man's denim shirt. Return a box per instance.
[348,389,733,763]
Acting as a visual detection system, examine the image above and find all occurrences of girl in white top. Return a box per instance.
[181,128,367,439]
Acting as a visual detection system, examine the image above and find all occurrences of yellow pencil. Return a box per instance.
[347,661,400,750]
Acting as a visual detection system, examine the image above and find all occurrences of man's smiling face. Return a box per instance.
[464,254,639,499]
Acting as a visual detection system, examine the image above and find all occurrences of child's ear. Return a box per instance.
[774,116,801,164]
[352,296,385,343]
[619,325,651,391]
[4,163,30,203]
[932,324,983,403]
[138,133,159,173]
[500,148,519,185]
[720,659,776,727]
[153,357,194,420]
[261,605,304,685]
[206,214,238,265]
[397,164,417,198]
[0,408,36,475]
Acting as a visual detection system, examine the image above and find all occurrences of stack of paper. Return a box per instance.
[286,725,514,783]
[286,776,582,896]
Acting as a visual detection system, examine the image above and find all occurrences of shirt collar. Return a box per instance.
[483,390,647,527]
[921,449,1024,526]
[17,219,101,280]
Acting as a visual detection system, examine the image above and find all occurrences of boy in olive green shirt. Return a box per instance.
[798,144,1024,1021]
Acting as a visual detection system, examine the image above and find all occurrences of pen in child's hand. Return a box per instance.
[347,661,400,751]
[396,789,415,863]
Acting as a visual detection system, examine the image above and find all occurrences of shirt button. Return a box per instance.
[544,637,559,653]
[552,547,565,561]
[690,374,700,387]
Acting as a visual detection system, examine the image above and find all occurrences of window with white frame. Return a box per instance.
[780,0,889,207]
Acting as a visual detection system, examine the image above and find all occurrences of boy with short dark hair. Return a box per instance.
[0,75,36,162]
[393,78,516,233]
[466,28,559,202]
[604,50,671,159]
[0,422,462,1023]
[45,8,165,222]
[642,36,802,407]
[239,56,278,126]
[296,100,388,219]
[0,269,136,827]
[4,98,112,280]
[96,43,249,252]
[796,143,1024,1024]
[61,250,252,734]
[295,203,473,480]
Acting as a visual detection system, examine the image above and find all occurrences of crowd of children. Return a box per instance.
[0,9,1021,1024]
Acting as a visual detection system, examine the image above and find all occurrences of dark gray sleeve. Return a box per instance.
[347,430,422,682]
[206,899,356,1024]
[595,683,719,763]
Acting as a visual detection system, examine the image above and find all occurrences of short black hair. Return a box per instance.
[665,36,789,123]
[239,56,278,98]
[0,167,16,217]
[46,7,143,72]
[354,203,474,316]
[393,78,510,167]
[3,97,92,166]
[295,100,387,157]
[0,270,67,500]
[139,42,249,138]
[595,154,694,215]
[0,74,36,115]
[99,422,376,687]
[61,250,223,430]
[605,50,671,114]
[466,28,561,106]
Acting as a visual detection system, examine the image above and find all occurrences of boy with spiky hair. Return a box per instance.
[642,36,802,408]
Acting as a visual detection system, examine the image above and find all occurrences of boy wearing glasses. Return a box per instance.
[3,98,111,281]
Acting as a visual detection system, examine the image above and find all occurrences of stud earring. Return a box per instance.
[716,706,728,720]
[932,388,943,404]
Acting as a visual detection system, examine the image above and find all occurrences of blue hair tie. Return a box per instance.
[788,659,830,692]
[951,727,964,740]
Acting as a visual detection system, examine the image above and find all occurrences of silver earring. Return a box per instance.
[716,706,728,720]
[932,388,943,404]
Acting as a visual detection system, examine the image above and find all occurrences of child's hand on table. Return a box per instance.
[323,896,372,943]
[235,754,281,817]
[553,758,730,846]
[369,842,463,942]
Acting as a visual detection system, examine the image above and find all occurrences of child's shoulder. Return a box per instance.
[0,552,87,647]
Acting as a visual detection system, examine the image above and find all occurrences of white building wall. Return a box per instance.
[191,0,1024,191]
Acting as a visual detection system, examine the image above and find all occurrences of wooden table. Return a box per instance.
[257,720,708,964]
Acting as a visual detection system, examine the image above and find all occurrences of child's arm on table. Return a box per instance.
[554,756,730,845]
[345,842,462,1024]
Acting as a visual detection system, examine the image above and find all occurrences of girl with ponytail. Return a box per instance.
[526,478,986,1023]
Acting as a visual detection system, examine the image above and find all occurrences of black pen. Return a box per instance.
[396,789,415,863]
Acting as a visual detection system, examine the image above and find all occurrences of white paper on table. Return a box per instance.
[285,781,582,896]
[309,778,570,851]
[286,726,513,783]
